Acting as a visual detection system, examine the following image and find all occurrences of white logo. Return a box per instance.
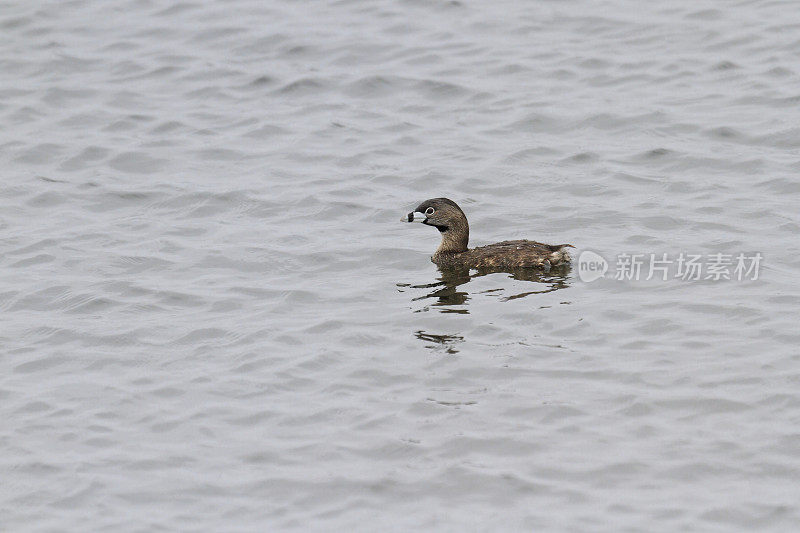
[578,250,608,282]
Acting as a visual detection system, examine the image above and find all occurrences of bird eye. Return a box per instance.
[425,207,435,216]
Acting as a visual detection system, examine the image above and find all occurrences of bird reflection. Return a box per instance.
[414,330,464,354]
[397,264,571,314]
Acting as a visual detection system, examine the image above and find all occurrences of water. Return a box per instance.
[2,0,800,530]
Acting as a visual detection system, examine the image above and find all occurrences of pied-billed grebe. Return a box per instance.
[403,198,573,269]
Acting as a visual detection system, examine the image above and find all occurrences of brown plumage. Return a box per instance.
[403,198,572,270]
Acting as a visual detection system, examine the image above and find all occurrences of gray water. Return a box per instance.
[2,0,800,531]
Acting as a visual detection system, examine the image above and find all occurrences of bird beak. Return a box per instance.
[402,211,426,223]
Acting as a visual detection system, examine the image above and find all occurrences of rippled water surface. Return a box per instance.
[3,0,800,530]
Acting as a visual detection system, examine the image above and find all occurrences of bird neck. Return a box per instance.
[434,220,469,257]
